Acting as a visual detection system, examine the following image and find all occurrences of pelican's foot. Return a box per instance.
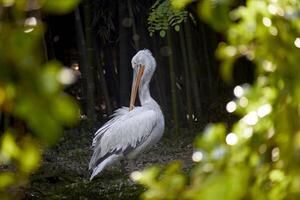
[120,160,128,174]
[127,160,136,172]
[119,160,137,175]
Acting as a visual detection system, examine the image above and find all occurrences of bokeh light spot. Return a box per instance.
[130,171,142,181]
[192,151,203,162]
[25,17,37,27]
[272,147,280,162]
[263,17,272,27]
[58,68,76,85]
[226,133,238,145]
[234,85,244,98]
[294,38,300,48]
[239,97,248,107]
[257,104,272,118]
[243,127,253,138]
[243,111,258,126]
[226,101,237,113]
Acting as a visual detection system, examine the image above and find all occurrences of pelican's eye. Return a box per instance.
[132,62,137,69]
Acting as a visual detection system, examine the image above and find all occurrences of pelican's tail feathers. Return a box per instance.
[90,154,121,181]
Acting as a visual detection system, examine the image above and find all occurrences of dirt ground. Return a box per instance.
[25,126,196,200]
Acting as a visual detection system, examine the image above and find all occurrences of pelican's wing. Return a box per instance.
[89,106,157,178]
[91,107,129,148]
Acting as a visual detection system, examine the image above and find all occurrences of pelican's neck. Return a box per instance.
[138,81,155,106]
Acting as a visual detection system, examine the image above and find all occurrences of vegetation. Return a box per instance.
[148,0,187,37]
[132,0,300,199]
[0,0,79,199]
[1,0,299,199]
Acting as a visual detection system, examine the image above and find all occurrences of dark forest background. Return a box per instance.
[43,0,253,134]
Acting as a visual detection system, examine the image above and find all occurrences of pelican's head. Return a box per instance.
[131,49,156,77]
[129,49,156,110]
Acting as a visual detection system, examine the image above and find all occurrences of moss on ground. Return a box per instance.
[25,128,194,199]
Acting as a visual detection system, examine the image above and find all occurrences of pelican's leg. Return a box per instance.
[120,160,127,174]
[128,159,136,171]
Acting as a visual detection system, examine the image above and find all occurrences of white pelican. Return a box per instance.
[89,49,164,180]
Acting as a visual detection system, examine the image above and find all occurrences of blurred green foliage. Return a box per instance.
[0,0,79,198]
[148,0,187,37]
[134,0,300,199]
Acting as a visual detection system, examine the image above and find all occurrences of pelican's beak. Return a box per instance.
[129,65,145,111]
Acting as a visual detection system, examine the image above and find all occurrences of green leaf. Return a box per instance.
[19,139,41,173]
[220,58,234,84]
[0,172,15,189]
[1,133,21,160]
[42,0,80,14]
[148,0,187,35]
[171,0,193,9]
[199,0,232,31]
[160,30,166,38]
[32,114,63,146]
[40,61,61,95]
[195,123,226,151]
[52,95,78,124]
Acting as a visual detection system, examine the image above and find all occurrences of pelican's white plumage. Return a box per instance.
[89,50,164,180]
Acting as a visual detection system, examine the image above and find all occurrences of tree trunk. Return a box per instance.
[151,37,168,114]
[74,7,95,127]
[179,28,193,130]
[118,0,131,106]
[83,1,94,70]
[167,30,179,135]
[93,38,113,116]
[34,10,49,61]
[127,0,139,50]
[104,47,119,107]
[200,23,212,100]
[184,21,202,122]
[44,17,56,60]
